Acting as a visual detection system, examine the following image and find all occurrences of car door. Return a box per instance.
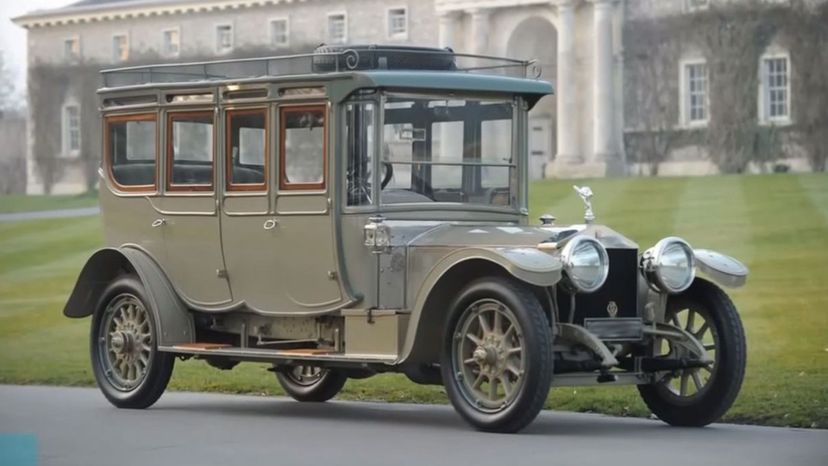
[151,108,232,307]
[220,102,344,313]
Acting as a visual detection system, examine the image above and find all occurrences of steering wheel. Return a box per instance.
[381,162,394,190]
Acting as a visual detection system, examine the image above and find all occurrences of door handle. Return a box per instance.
[151,218,166,228]
[263,219,278,230]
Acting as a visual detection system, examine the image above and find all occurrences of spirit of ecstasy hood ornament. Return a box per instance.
[573,185,595,224]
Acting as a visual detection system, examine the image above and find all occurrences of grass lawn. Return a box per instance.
[0,174,826,428]
[0,193,99,214]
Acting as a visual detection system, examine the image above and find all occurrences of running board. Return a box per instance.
[159,344,397,365]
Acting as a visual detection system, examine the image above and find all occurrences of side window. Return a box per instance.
[106,113,157,191]
[226,109,267,191]
[280,105,326,190]
[167,111,214,191]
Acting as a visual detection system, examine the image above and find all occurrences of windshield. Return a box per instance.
[346,92,518,209]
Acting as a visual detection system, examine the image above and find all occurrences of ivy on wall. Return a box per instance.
[623,0,827,174]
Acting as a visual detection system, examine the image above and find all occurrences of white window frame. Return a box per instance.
[63,35,81,62]
[61,103,81,158]
[162,27,181,58]
[758,52,791,125]
[215,23,234,54]
[269,17,290,47]
[679,58,709,127]
[386,6,408,40]
[683,0,710,13]
[327,12,348,44]
[112,33,129,63]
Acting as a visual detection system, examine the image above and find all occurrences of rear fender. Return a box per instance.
[63,247,194,346]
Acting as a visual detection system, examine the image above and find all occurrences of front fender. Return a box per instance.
[398,246,561,364]
[694,249,749,288]
[64,246,194,346]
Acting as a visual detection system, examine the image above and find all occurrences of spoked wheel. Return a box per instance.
[441,277,553,433]
[638,279,746,426]
[91,275,174,409]
[275,365,347,402]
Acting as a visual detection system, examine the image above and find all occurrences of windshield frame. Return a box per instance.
[341,89,528,217]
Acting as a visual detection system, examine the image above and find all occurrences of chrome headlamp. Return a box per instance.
[641,237,695,294]
[560,235,609,293]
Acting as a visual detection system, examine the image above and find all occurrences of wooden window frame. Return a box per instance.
[225,108,269,192]
[279,105,328,191]
[104,112,158,193]
[166,110,215,192]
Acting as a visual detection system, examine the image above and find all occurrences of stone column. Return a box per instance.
[468,9,490,55]
[554,0,580,167]
[591,0,621,175]
[438,11,458,49]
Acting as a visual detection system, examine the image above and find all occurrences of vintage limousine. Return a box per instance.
[64,46,748,433]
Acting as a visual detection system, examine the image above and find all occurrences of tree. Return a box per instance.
[0,52,18,115]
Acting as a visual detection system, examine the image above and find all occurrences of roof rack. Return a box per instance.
[100,46,543,88]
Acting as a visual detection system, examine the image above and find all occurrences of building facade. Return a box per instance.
[13,0,827,193]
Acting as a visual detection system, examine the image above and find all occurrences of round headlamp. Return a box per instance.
[641,237,695,294]
[561,235,609,293]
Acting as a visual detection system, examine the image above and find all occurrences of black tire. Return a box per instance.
[276,366,347,402]
[440,276,554,433]
[90,275,175,409]
[638,278,746,427]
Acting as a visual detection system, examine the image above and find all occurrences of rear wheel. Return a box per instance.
[638,279,746,426]
[90,275,174,409]
[275,365,347,402]
[441,277,553,433]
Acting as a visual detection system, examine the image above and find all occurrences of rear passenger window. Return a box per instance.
[107,113,157,190]
[226,109,267,191]
[168,112,214,191]
[280,106,326,190]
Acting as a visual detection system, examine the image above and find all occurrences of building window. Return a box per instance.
[163,29,180,57]
[761,55,790,123]
[216,24,234,54]
[270,18,289,47]
[62,104,81,157]
[681,61,708,125]
[64,37,80,61]
[683,0,710,12]
[327,13,347,44]
[112,34,129,62]
[387,8,408,40]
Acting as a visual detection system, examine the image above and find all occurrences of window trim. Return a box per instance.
[62,103,82,158]
[112,33,129,63]
[215,23,234,55]
[166,110,216,193]
[162,27,181,58]
[279,104,328,191]
[327,12,348,44]
[269,17,290,47]
[386,6,409,40]
[679,58,709,128]
[104,112,158,193]
[225,107,269,192]
[64,35,81,62]
[758,52,792,125]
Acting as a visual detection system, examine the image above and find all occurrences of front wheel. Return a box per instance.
[90,275,174,409]
[441,277,554,433]
[275,366,347,402]
[638,278,746,426]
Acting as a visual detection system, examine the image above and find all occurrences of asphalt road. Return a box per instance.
[0,385,825,466]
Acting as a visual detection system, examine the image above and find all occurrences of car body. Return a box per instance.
[66,46,749,433]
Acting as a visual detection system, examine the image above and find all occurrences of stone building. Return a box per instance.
[12,0,827,193]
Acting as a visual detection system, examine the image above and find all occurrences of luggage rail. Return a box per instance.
[100,46,542,88]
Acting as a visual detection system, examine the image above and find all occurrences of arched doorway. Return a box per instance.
[506,17,557,179]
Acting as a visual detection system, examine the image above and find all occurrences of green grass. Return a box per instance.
[0,193,99,214]
[0,174,826,428]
